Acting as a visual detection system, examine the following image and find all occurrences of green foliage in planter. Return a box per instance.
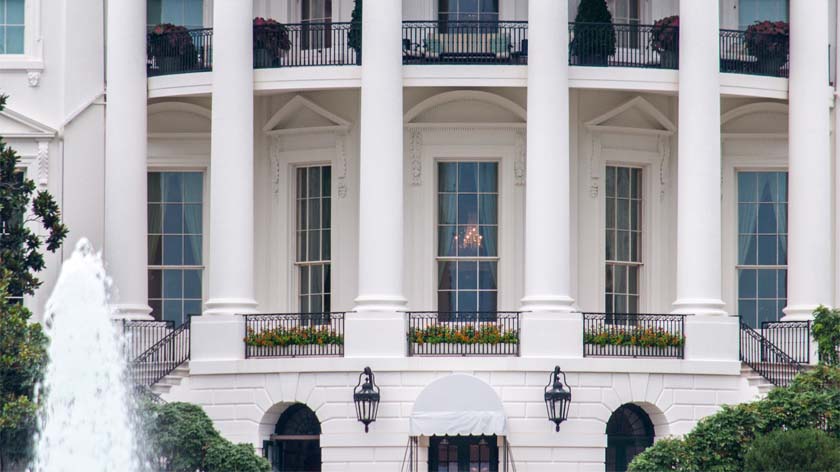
[743,428,840,472]
[744,21,789,60]
[571,0,616,62]
[813,305,840,365]
[143,402,270,472]
[148,24,197,60]
[245,326,343,348]
[628,365,840,472]
[348,0,362,53]
[584,328,684,349]
[650,15,679,53]
[408,324,519,345]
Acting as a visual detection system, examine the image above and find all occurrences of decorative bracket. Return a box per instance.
[514,129,526,186]
[409,128,423,186]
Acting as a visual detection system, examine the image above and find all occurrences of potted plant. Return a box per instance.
[744,20,789,75]
[571,0,616,66]
[348,0,362,65]
[650,15,679,68]
[253,17,292,68]
[147,24,197,73]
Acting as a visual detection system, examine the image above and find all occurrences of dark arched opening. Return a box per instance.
[606,403,655,472]
[264,403,321,471]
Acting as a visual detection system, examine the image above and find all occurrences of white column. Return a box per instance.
[786,0,833,320]
[193,0,256,360]
[346,0,406,357]
[105,0,150,320]
[520,0,580,357]
[675,0,737,360]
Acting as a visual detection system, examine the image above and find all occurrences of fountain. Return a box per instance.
[31,239,145,472]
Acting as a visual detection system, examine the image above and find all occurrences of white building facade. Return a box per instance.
[1,0,838,470]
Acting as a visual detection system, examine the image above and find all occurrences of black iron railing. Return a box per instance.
[583,313,686,358]
[130,319,191,388]
[569,22,678,69]
[244,313,345,358]
[255,22,359,68]
[402,21,529,65]
[762,320,811,364]
[118,319,174,362]
[720,29,789,78]
[147,28,213,77]
[407,312,520,357]
[740,321,802,387]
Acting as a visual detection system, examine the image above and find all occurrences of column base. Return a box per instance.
[204,297,259,316]
[672,298,727,317]
[782,304,823,321]
[111,303,153,320]
[347,295,407,358]
[192,313,246,361]
[520,295,575,313]
[684,314,739,361]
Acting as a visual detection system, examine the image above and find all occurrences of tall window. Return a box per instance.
[605,166,642,314]
[738,0,788,30]
[296,166,331,314]
[737,171,788,328]
[606,404,654,472]
[147,0,203,29]
[439,0,499,23]
[437,162,498,314]
[0,0,24,54]
[148,172,203,326]
[302,0,333,49]
[609,0,640,25]
[264,404,322,471]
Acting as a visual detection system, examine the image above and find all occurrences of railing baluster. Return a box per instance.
[582,312,686,359]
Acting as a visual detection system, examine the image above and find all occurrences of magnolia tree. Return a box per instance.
[0,94,68,470]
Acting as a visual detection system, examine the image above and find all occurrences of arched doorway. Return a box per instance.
[264,403,321,472]
[606,404,655,472]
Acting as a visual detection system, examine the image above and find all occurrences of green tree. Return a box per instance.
[813,305,840,365]
[629,365,840,472]
[0,95,68,298]
[744,428,840,472]
[0,278,48,470]
[144,402,270,472]
[0,94,67,471]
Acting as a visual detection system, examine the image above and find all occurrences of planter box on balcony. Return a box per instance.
[410,342,518,357]
[584,344,683,359]
[246,344,343,358]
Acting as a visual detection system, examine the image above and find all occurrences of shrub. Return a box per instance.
[205,439,270,472]
[743,428,840,472]
[628,366,840,472]
[148,24,196,59]
[744,21,789,60]
[571,0,616,62]
[813,305,840,365]
[650,15,679,53]
[143,402,270,472]
[253,17,292,54]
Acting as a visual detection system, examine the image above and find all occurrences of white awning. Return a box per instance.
[409,374,507,436]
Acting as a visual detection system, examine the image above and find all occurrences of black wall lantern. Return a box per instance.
[353,366,380,433]
[544,365,572,431]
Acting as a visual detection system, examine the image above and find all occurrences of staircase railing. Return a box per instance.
[130,320,191,388]
[740,321,803,387]
[117,319,174,362]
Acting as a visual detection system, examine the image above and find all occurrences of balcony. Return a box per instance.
[582,313,686,359]
[244,313,345,358]
[407,312,520,357]
[145,22,790,81]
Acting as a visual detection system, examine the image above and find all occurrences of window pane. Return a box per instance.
[184,235,202,265]
[739,269,756,299]
[478,261,497,290]
[439,163,457,192]
[148,269,163,299]
[163,235,183,265]
[458,194,478,225]
[439,226,457,257]
[163,173,183,202]
[439,261,456,290]
[163,269,183,298]
[148,235,162,265]
[184,204,202,234]
[183,172,203,202]
[457,261,478,290]
[163,204,183,233]
[478,163,498,193]
[458,291,477,313]
[184,269,202,299]
[148,204,162,233]
[458,162,478,192]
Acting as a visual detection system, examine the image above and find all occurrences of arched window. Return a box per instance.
[606,404,654,472]
[264,404,321,472]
